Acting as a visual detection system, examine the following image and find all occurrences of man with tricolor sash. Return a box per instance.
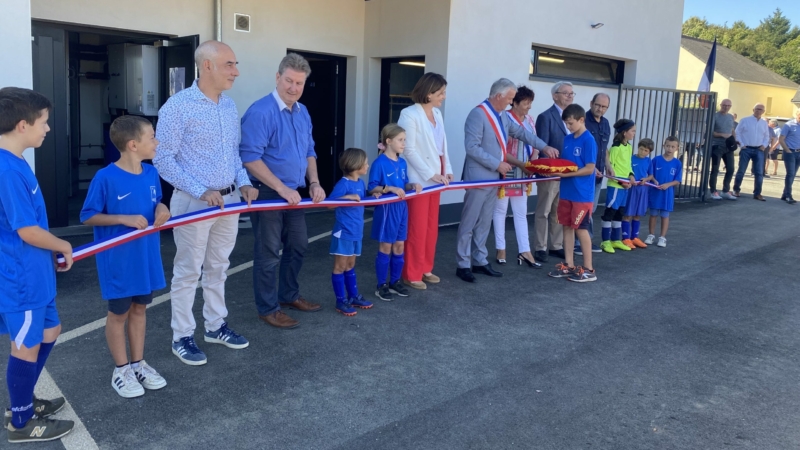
[456,79,557,283]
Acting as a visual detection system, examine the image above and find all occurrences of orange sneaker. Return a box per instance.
[631,237,648,248]
[621,239,636,249]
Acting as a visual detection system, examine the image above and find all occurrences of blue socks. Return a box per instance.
[632,220,641,239]
[344,269,360,299]
[611,221,622,241]
[7,356,37,428]
[621,221,631,239]
[390,253,404,285]
[35,341,54,383]
[601,221,612,241]
[375,252,390,287]
[331,273,346,301]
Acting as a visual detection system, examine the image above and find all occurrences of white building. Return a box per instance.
[1,0,685,227]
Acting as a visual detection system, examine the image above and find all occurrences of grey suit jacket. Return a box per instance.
[462,103,547,181]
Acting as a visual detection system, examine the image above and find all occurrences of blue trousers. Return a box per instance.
[733,147,765,196]
[784,151,800,198]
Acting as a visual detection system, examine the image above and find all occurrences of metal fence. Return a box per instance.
[616,86,717,200]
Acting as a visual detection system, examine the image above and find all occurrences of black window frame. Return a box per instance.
[529,45,625,86]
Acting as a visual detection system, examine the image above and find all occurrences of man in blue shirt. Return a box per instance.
[576,93,611,254]
[154,41,256,366]
[779,110,800,204]
[240,53,327,329]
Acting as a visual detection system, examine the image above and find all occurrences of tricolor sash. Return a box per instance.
[478,100,507,162]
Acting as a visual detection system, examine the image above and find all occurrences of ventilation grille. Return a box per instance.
[234,13,250,33]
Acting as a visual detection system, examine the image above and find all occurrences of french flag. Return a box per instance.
[698,37,717,92]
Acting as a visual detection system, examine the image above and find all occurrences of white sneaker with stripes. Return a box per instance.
[112,365,145,399]
[133,360,167,390]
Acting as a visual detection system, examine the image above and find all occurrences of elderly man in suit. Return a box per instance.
[532,81,573,263]
[456,79,557,282]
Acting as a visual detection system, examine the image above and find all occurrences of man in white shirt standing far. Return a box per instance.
[732,103,771,201]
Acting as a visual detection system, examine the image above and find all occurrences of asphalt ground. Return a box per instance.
[2,169,800,450]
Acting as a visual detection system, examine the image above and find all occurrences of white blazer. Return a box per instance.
[397,103,453,187]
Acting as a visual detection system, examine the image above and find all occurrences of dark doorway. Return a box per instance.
[289,50,347,195]
[379,57,425,133]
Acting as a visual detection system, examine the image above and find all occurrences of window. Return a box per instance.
[766,97,773,115]
[530,46,624,85]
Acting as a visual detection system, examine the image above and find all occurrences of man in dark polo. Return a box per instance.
[575,93,610,255]
[239,53,327,329]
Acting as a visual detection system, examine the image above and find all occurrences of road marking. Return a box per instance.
[49,221,368,449]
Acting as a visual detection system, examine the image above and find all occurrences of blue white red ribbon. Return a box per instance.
[73,177,557,261]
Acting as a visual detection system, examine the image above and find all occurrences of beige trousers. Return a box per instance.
[533,181,563,252]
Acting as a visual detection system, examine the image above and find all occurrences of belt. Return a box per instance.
[216,184,237,196]
[744,146,761,149]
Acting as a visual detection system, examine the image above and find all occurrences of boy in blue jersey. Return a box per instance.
[645,136,683,248]
[80,115,171,398]
[548,104,598,283]
[621,138,655,249]
[330,148,377,316]
[0,87,75,442]
[368,124,422,301]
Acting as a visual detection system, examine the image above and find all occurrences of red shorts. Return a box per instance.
[557,199,592,230]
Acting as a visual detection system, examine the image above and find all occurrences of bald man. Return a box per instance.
[709,99,737,200]
[154,41,258,365]
[732,103,771,201]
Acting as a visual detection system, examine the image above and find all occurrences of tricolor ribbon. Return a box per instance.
[73,177,557,262]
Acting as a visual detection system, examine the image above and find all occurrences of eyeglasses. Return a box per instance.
[557,92,576,97]
[593,104,609,110]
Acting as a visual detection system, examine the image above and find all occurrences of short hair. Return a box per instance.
[489,78,516,98]
[590,93,610,104]
[769,119,778,125]
[664,136,680,145]
[561,104,585,122]
[194,40,233,68]
[279,53,312,77]
[110,115,152,152]
[379,123,405,152]
[410,72,447,104]
[551,81,573,96]
[0,87,52,135]
[512,86,534,105]
[638,138,655,152]
[339,147,368,174]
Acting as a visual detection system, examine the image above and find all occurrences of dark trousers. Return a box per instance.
[733,147,765,196]
[251,185,308,316]
[709,145,735,193]
[784,151,800,198]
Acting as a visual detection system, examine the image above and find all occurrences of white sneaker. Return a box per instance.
[657,237,667,248]
[644,234,656,245]
[112,365,145,398]
[133,360,167,390]
[723,192,738,200]
[711,191,722,200]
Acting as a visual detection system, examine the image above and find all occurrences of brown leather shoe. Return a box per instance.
[258,311,299,329]
[280,296,322,312]
[754,195,766,201]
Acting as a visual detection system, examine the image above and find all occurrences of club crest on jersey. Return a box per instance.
[401,169,406,180]
[670,168,676,175]
[150,186,157,203]
[573,147,582,156]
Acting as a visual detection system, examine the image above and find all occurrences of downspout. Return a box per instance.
[215,0,222,41]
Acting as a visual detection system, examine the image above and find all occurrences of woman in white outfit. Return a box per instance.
[493,86,541,268]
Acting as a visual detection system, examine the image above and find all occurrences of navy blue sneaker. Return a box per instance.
[591,244,602,253]
[574,244,583,256]
[350,295,373,309]
[204,322,249,349]
[336,299,357,316]
[171,336,207,366]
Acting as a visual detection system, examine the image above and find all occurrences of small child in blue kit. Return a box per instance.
[330,148,377,316]
[645,136,683,248]
[368,124,422,301]
[621,138,655,249]
[80,115,171,399]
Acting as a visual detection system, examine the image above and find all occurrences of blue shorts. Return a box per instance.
[108,293,154,315]
[371,202,408,243]
[605,186,629,209]
[625,185,649,217]
[649,208,670,218]
[0,299,60,349]
[329,236,362,256]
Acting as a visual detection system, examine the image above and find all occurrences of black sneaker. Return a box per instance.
[568,266,597,283]
[375,284,394,302]
[388,281,410,297]
[7,416,74,443]
[4,397,65,428]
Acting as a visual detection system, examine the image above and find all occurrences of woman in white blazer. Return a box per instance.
[397,73,453,289]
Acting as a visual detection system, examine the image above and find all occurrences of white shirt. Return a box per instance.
[736,115,770,148]
[554,104,568,133]
[430,114,445,156]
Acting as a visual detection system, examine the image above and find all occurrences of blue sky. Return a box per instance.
[683,1,800,28]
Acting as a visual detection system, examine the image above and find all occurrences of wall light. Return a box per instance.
[591,23,604,29]
[539,56,565,64]
[399,61,426,67]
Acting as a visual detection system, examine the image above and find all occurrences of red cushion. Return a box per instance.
[525,158,578,174]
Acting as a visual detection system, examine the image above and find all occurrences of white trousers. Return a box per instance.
[492,195,531,254]
[169,190,240,341]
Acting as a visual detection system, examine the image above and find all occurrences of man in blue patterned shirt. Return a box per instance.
[240,53,326,329]
[154,41,258,365]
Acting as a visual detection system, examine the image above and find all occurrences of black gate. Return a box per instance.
[616,86,717,200]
